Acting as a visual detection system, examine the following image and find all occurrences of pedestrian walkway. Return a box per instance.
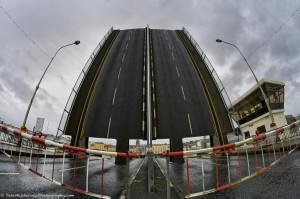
[128,157,179,199]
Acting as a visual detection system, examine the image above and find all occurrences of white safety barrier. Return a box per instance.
[161,121,300,198]
[1,121,299,198]
[0,124,137,199]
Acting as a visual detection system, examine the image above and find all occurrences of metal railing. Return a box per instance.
[1,121,300,198]
[160,120,300,198]
[182,27,236,130]
[1,123,137,199]
[56,27,114,137]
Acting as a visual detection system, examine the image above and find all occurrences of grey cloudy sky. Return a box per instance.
[0,0,300,136]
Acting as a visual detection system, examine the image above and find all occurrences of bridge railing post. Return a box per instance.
[166,150,170,199]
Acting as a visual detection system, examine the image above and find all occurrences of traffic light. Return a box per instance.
[38,132,42,138]
[256,130,260,136]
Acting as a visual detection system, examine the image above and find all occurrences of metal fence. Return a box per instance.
[160,121,300,198]
[1,124,137,199]
[1,121,299,198]
[56,27,114,137]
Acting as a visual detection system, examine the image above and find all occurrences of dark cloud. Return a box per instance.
[1,0,300,134]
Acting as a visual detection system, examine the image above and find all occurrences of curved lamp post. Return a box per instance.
[216,39,276,128]
[20,40,80,132]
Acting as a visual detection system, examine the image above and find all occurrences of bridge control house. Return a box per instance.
[228,79,287,140]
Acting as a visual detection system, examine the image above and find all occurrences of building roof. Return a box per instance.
[229,78,285,109]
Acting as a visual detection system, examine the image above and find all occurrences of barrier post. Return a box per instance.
[62,150,65,184]
[101,157,104,196]
[74,154,77,189]
[201,156,205,192]
[52,149,56,181]
[18,138,22,163]
[253,144,258,173]
[260,145,265,168]
[277,142,282,159]
[166,150,170,199]
[42,147,47,177]
[266,140,271,165]
[29,141,33,168]
[36,143,41,172]
[272,143,277,161]
[86,156,90,192]
[10,136,13,156]
[126,152,130,199]
[186,157,190,196]
[237,149,241,180]
[24,140,28,165]
[226,152,231,183]
[215,154,219,188]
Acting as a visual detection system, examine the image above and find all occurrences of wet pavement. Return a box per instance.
[1,148,300,198]
[156,148,300,199]
[0,151,143,199]
[129,157,179,199]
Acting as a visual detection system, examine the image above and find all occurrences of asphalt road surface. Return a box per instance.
[152,30,216,159]
[1,149,300,198]
[83,29,144,154]
[0,151,144,199]
[156,149,300,199]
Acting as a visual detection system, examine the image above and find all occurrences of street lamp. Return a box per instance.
[20,41,80,132]
[216,39,276,128]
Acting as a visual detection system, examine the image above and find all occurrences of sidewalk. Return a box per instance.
[128,157,179,199]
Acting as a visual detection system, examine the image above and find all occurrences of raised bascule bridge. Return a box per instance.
[1,26,300,199]
[59,26,233,164]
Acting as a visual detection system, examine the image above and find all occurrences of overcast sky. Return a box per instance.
[1,0,300,138]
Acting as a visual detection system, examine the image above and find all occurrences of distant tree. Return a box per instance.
[285,115,295,124]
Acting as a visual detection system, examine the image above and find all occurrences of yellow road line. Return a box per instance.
[79,31,120,142]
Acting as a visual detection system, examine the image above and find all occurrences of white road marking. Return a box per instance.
[122,53,126,63]
[172,53,175,60]
[168,43,171,49]
[181,85,186,101]
[153,109,156,118]
[59,166,86,171]
[112,88,117,105]
[126,43,128,49]
[0,173,19,175]
[143,87,145,95]
[129,35,131,40]
[188,114,193,135]
[176,67,180,78]
[166,36,168,40]
[154,126,157,138]
[153,93,155,102]
[107,118,112,138]
[118,68,122,80]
